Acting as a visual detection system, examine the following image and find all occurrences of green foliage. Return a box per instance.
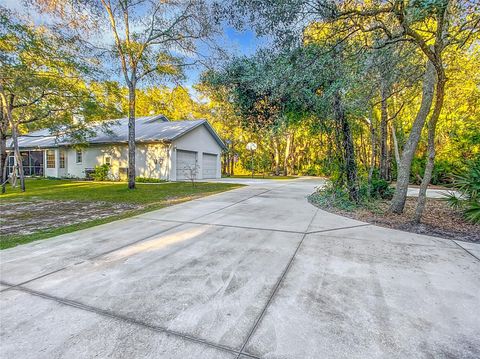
[301,166,320,176]
[444,157,480,224]
[0,9,98,132]
[242,151,273,176]
[309,179,387,212]
[309,182,360,212]
[92,164,110,181]
[135,177,167,183]
[410,158,456,185]
[369,178,394,200]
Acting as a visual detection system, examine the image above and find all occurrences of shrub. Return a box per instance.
[92,164,110,181]
[410,157,456,185]
[309,181,358,211]
[444,157,480,224]
[60,174,80,180]
[370,178,394,200]
[309,174,393,213]
[136,177,167,183]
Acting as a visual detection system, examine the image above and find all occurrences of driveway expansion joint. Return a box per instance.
[8,284,261,359]
[234,208,320,359]
[451,240,480,261]
[2,179,479,358]
[0,186,284,293]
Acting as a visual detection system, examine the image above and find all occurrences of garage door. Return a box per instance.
[176,150,197,180]
[202,153,217,179]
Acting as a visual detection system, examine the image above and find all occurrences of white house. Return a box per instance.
[6,115,225,181]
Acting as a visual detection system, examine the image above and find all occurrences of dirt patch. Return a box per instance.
[315,197,479,243]
[0,200,142,236]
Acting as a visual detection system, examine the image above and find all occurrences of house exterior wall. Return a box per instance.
[17,123,222,181]
[170,125,222,181]
[135,143,170,180]
[63,146,116,179]
[40,143,170,180]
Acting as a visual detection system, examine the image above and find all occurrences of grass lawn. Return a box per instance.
[0,178,241,249]
[225,174,295,180]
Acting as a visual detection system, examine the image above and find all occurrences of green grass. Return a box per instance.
[225,174,295,180]
[0,178,242,249]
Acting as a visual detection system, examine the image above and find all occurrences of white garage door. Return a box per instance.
[202,153,217,179]
[176,150,197,180]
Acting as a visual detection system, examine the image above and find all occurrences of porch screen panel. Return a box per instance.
[30,151,44,175]
[6,151,44,176]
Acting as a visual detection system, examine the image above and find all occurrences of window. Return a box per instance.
[76,149,83,164]
[7,155,14,174]
[105,156,111,166]
[46,150,56,168]
[59,151,66,169]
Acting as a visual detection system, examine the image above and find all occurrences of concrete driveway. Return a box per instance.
[1,178,479,358]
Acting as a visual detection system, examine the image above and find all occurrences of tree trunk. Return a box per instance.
[379,83,389,180]
[0,124,6,194]
[127,84,136,189]
[1,154,8,194]
[367,118,376,192]
[333,90,358,202]
[222,152,228,175]
[273,137,280,176]
[390,61,436,214]
[414,72,446,222]
[229,146,234,176]
[284,132,292,176]
[11,122,25,192]
[390,122,400,169]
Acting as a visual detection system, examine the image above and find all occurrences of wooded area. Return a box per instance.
[1,0,479,223]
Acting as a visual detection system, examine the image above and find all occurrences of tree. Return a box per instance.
[135,86,203,120]
[35,0,217,189]
[0,7,95,192]
[220,0,480,217]
[313,0,478,215]
[204,41,367,199]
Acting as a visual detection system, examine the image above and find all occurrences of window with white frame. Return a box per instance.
[105,156,111,166]
[46,150,56,168]
[76,149,83,163]
[59,151,66,168]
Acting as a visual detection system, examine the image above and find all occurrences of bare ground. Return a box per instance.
[0,200,142,236]
[323,198,479,243]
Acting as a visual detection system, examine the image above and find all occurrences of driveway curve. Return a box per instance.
[1,177,479,358]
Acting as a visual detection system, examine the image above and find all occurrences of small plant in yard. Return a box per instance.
[92,164,111,181]
[183,164,200,187]
[444,157,480,224]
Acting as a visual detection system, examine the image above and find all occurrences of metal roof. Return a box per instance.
[7,115,226,150]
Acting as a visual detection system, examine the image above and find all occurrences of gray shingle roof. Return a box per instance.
[8,115,226,150]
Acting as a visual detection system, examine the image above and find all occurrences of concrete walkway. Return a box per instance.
[1,178,479,358]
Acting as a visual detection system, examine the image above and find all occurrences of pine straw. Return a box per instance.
[327,197,479,243]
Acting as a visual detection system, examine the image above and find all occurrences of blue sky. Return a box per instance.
[223,27,262,57]
[3,0,263,90]
[185,25,263,88]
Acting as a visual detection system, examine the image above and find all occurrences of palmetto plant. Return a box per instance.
[444,158,480,224]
